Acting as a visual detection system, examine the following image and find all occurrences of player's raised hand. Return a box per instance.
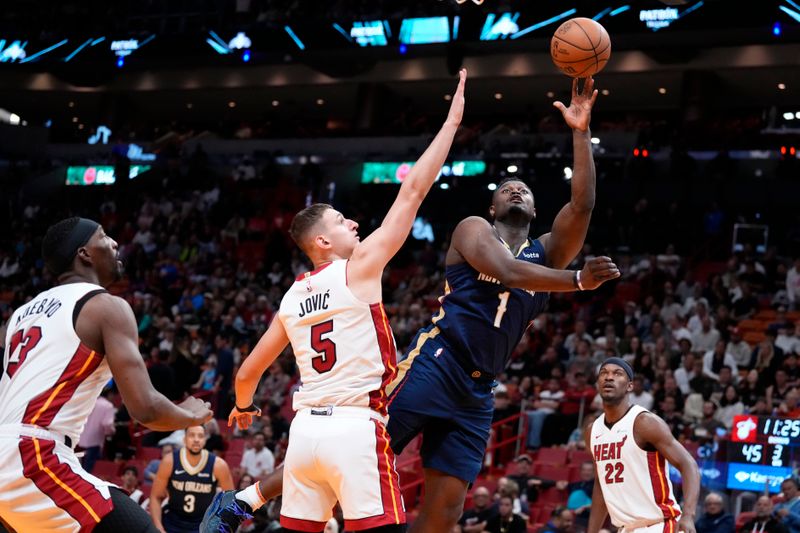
[179,396,213,425]
[445,68,467,127]
[579,256,620,290]
[553,76,598,132]
[228,404,262,430]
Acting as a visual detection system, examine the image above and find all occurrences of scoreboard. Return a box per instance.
[726,415,797,493]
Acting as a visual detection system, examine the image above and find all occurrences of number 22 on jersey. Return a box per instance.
[604,462,625,484]
[5,326,42,379]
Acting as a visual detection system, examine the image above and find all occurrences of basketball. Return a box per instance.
[551,17,611,78]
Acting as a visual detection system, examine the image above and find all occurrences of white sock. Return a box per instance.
[235,481,266,511]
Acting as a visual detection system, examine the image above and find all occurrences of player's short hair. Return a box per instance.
[288,203,333,250]
[782,477,799,488]
[122,465,138,476]
[495,176,531,192]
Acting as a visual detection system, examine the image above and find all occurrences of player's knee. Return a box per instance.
[422,494,463,525]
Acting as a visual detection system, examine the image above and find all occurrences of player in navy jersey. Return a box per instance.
[385,76,619,533]
[200,76,617,533]
[150,425,234,533]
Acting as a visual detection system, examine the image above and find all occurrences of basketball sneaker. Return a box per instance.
[200,490,253,533]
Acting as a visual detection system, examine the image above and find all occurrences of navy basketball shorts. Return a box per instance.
[386,336,494,483]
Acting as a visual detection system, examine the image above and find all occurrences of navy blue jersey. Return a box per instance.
[411,238,550,377]
[165,448,217,526]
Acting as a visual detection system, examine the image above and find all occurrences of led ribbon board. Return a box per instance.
[362,161,486,184]
[66,165,151,186]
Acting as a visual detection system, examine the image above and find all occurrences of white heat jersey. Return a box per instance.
[591,405,681,529]
[278,260,397,415]
[0,282,112,444]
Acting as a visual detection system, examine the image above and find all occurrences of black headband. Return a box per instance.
[600,357,634,381]
[47,218,99,275]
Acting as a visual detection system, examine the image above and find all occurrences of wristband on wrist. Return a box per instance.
[575,270,586,291]
[235,403,260,413]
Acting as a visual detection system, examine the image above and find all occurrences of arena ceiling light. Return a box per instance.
[346,21,389,47]
[480,13,520,41]
[284,26,306,50]
[64,37,105,62]
[0,40,27,62]
[20,39,68,63]
[510,8,576,39]
[228,32,252,50]
[206,31,231,54]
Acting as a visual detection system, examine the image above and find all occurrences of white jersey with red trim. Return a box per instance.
[278,260,397,415]
[591,405,682,529]
[0,282,112,444]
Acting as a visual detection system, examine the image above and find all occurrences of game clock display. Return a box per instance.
[726,415,797,492]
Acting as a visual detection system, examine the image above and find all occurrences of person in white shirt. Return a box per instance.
[660,293,683,324]
[121,465,148,509]
[703,340,739,382]
[239,431,275,479]
[666,315,692,351]
[726,327,752,369]
[525,378,565,449]
[776,322,800,356]
[628,375,654,410]
[565,320,594,356]
[788,258,800,310]
[692,316,721,354]
[674,352,698,396]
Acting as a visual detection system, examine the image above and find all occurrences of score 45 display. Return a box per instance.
[727,415,797,493]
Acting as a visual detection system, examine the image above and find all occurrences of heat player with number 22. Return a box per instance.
[587,359,700,533]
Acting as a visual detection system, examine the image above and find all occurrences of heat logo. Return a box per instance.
[732,415,758,443]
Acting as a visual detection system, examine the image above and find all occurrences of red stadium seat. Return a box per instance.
[92,460,119,480]
[473,478,498,496]
[535,464,570,483]
[568,450,593,465]
[227,439,246,455]
[567,465,583,483]
[138,447,163,462]
[537,487,568,505]
[535,447,568,465]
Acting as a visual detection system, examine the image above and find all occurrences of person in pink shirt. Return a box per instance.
[79,387,117,473]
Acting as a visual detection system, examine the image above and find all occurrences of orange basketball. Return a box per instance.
[550,17,611,78]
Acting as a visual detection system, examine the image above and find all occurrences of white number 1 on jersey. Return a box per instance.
[494,291,510,327]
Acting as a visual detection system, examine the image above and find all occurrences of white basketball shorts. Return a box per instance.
[0,426,115,532]
[279,406,405,532]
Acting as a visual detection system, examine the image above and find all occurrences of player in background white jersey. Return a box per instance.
[0,217,212,532]
[586,358,699,533]
[201,69,468,533]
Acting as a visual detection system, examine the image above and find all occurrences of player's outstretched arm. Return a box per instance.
[541,77,598,269]
[349,69,465,282]
[452,216,619,291]
[230,317,290,430]
[88,294,213,430]
[583,425,609,533]
[635,413,699,533]
[149,452,173,533]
